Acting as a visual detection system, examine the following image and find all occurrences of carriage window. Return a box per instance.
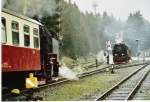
[24,25,30,33]
[33,28,39,48]
[33,28,38,35]
[24,25,30,47]
[12,21,19,45]
[24,35,30,47]
[12,21,19,30]
[1,17,7,43]
[34,37,39,48]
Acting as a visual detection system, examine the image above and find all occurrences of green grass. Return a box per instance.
[61,57,76,67]
[36,65,141,101]
[144,89,150,100]
[44,73,119,101]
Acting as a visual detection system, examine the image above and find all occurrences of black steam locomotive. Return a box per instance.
[112,43,131,64]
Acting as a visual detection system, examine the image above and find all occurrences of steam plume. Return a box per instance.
[115,31,123,44]
[2,0,56,17]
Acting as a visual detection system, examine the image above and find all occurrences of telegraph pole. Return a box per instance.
[92,1,98,15]
[136,39,140,62]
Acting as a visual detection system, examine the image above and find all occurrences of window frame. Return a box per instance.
[23,25,30,35]
[33,28,39,48]
[23,25,30,47]
[1,17,7,44]
[11,21,19,45]
[33,28,39,36]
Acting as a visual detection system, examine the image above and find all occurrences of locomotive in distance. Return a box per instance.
[112,43,131,64]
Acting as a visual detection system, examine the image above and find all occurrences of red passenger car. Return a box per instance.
[2,9,60,90]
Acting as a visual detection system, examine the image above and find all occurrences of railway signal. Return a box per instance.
[106,41,114,73]
[106,41,113,64]
[106,41,112,51]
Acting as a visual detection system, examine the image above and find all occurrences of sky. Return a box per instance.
[67,0,150,22]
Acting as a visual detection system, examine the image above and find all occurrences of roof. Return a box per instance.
[2,8,42,26]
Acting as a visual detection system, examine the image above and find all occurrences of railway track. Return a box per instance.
[95,63,150,100]
[2,61,107,101]
[133,68,150,100]
[3,62,149,101]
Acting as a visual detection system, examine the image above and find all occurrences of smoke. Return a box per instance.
[59,64,79,81]
[115,32,124,44]
[2,0,7,8]
[96,50,106,63]
[2,0,56,17]
[103,11,150,56]
[72,65,84,74]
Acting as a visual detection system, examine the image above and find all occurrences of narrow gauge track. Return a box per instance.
[133,68,150,100]
[95,63,150,100]
[2,62,149,101]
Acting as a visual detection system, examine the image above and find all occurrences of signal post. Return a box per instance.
[106,41,114,73]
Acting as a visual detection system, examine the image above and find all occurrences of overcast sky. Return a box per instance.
[68,0,150,22]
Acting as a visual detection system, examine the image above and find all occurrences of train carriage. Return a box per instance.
[1,9,60,90]
[2,9,41,72]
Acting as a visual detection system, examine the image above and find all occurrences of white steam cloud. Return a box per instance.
[2,0,7,8]
[2,0,56,17]
[96,50,106,63]
[59,64,79,81]
[115,32,124,44]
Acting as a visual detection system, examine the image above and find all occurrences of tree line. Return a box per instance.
[41,0,150,59]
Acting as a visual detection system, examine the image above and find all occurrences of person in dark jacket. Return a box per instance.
[53,61,59,77]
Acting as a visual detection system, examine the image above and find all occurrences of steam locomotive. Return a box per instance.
[2,9,60,90]
[112,43,131,64]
